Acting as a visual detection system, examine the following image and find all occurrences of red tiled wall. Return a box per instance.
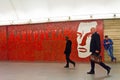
[0,26,7,60]
[0,20,103,62]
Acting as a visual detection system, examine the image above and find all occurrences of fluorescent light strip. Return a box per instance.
[0,13,120,25]
[70,15,90,20]
[31,18,48,23]
[92,14,113,19]
[12,19,30,24]
[49,16,69,22]
[0,21,11,26]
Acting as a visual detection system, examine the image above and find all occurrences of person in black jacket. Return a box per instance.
[64,36,75,68]
[87,27,111,75]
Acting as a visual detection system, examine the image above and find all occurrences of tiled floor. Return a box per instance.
[0,62,119,80]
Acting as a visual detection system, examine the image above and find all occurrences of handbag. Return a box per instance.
[90,54,102,63]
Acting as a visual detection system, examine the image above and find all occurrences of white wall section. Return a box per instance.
[0,0,120,25]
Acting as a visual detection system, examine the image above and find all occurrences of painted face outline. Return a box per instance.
[77,21,97,58]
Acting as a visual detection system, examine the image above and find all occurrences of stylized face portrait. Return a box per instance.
[77,21,97,58]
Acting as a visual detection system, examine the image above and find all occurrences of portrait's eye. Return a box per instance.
[77,32,82,38]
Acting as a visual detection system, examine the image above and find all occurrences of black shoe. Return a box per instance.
[64,66,69,68]
[73,63,76,67]
[87,71,95,74]
[107,67,111,75]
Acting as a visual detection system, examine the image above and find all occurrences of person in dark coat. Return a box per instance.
[64,36,75,68]
[87,27,111,75]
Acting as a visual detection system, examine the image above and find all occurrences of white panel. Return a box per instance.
[0,0,18,20]
[0,0,120,25]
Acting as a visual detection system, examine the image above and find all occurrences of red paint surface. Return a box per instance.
[0,26,7,60]
[0,20,104,62]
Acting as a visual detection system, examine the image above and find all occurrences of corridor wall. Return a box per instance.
[0,20,103,62]
[104,19,120,62]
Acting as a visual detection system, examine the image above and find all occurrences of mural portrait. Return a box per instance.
[77,21,98,58]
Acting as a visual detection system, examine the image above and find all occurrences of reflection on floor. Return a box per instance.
[0,62,119,80]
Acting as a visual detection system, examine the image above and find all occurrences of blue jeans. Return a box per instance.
[106,46,116,61]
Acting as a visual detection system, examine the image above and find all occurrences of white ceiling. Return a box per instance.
[0,0,120,24]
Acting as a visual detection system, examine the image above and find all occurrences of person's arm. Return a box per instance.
[103,39,107,46]
[103,40,108,49]
[95,33,101,53]
[109,39,113,45]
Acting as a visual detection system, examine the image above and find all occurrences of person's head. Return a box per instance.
[77,21,97,58]
[90,27,96,34]
[105,35,108,40]
[65,36,69,41]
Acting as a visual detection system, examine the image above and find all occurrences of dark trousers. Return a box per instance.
[65,53,75,67]
[90,60,110,72]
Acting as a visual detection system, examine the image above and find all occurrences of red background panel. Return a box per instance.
[0,20,103,62]
[0,26,7,60]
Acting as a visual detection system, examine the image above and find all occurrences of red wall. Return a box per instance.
[0,20,103,62]
[0,26,7,60]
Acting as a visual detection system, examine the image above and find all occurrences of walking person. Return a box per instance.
[87,27,111,75]
[104,35,116,62]
[64,36,75,68]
